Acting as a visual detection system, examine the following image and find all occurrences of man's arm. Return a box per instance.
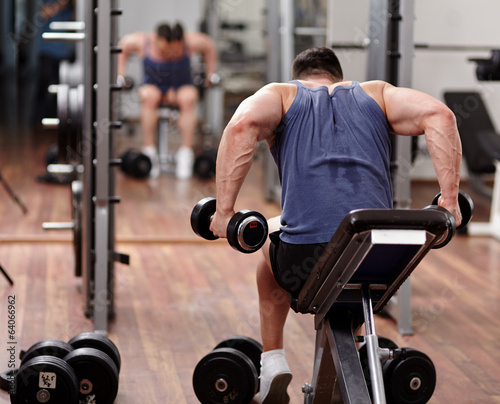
[210,84,284,238]
[185,32,218,82]
[364,81,462,225]
[117,32,144,79]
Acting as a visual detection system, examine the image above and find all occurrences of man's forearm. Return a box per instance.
[425,112,462,205]
[215,124,257,216]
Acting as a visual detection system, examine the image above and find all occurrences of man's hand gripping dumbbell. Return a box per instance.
[191,197,269,253]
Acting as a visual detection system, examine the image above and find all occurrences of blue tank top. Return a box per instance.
[143,37,192,92]
[270,81,393,244]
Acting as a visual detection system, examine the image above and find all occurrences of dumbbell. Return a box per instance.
[194,148,217,179]
[11,339,78,403]
[9,334,120,404]
[117,75,135,90]
[431,189,474,231]
[193,336,262,404]
[0,339,75,395]
[358,338,436,404]
[426,189,474,249]
[119,149,152,179]
[191,197,268,253]
[65,332,121,404]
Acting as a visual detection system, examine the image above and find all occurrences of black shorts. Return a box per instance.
[269,231,328,299]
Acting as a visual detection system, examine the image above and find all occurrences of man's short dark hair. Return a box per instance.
[292,47,343,81]
[156,23,171,41]
[171,23,184,41]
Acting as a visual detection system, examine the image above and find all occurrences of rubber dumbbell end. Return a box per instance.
[191,197,218,241]
[227,210,269,253]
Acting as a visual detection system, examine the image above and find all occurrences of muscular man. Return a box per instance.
[117,23,217,179]
[210,47,462,403]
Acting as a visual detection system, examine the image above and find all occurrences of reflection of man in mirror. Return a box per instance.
[118,22,218,179]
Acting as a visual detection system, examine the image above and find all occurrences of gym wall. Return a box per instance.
[117,0,500,179]
[330,0,500,179]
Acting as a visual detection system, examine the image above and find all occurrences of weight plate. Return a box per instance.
[70,84,85,164]
[21,339,74,366]
[67,86,78,160]
[72,181,83,277]
[64,348,119,404]
[193,347,258,404]
[191,197,218,241]
[120,149,152,179]
[227,210,268,253]
[383,348,436,404]
[0,369,16,392]
[194,149,217,179]
[11,356,79,404]
[214,336,263,385]
[57,84,70,163]
[68,332,121,373]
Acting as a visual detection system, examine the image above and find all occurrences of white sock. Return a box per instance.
[142,145,157,156]
[262,349,285,361]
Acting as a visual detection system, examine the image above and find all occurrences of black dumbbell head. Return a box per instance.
[0,369,16,392]
[191,197,218,240]
[64,348,119,404]
[194,149,217,179]
[11,356,79,404]
[20,339,74,366]
[383,348,436,404]
[227,210,268,253]
[214,336,263,390]
[68,332,121,373]
[193,347,258,404]
[120,149,152,179]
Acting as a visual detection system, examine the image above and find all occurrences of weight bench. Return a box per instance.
[291,208,452,404]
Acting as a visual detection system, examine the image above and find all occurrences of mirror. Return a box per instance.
[0,0,274,242]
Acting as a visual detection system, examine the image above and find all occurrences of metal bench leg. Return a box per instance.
[305,310,371,404]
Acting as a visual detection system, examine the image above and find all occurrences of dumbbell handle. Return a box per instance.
[42,222,74,230]
[431,189,474,230]
[42,32,85,42]
[428,189,474,248]
[41,118,59,129]
[49,21,85,31]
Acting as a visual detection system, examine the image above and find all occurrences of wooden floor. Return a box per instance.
[1,130,500,403]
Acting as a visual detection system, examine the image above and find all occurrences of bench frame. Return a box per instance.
[292,209,451,404]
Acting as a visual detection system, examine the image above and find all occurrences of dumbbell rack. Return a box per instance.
[82,0,129,333]
[42,0,129,333]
